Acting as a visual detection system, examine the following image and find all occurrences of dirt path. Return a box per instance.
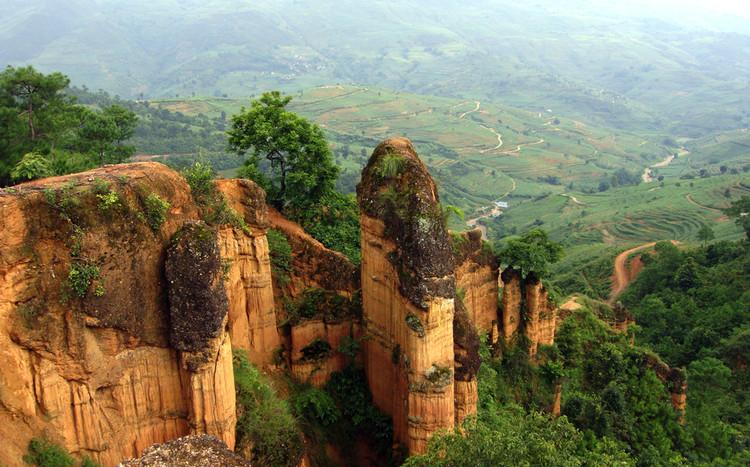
[560,193,585,205]
[458,101,481,119]
[609,243,657,302]
[480,125,503,153]
[609,240,679,302]
[642,154,675,183]
[464,179,517,240]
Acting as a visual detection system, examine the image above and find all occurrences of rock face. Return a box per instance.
[643,352,688,417]
[357,137,475,454]
[120,435,251,467]
[0,163,272,466]
[453,229,499,338]
[499,269,557,357]
[216,179,281,367]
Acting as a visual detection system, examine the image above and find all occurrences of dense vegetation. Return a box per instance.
[620,230,750,464]
[0,66,137,185]
[229,92,361,263]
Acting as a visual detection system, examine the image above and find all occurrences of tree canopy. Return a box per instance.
[228,91,339,213]
[496,228,563,279]
[0,66,137,186]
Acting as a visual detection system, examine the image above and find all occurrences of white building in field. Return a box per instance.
[494,201,509,209]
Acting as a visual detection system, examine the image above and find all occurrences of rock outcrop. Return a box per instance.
[0,164,273,466]
[499,269,557,357]
[357,137,476,454]
[453,229,499,338]
[216,179,281,367]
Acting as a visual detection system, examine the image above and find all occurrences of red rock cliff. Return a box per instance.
[0,163,279,466]
[453,229,499,338]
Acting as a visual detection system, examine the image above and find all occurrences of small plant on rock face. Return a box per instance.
[23,437,75,467]
[375,152,406,179]
[406,313,426,337]
[142,192,170,232]
[266,228,292,284]
[68,262,102,298]
[96,190,120,213]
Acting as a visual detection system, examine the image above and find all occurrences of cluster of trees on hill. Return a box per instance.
[619,200,750,464]
[0,66,137,186]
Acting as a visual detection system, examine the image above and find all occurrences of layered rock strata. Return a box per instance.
[357,137,474,454]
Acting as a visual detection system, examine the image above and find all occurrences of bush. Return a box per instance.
[406,313,426,337]
[23,437,75,467]
[292,387,340,426]
[267,229,292,284]
[142,193,170,231]
[68,262,102,298]
[182,162,214,201]
[299,338,332,362]
[233,350,303,467]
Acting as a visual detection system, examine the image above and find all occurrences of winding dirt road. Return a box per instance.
[609,240,679,303]
[609,243,656,302]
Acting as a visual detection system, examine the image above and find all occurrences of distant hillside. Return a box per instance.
[4,0,750,135]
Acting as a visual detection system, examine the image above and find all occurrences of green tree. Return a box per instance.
[78,105,137,165]
[228,91,338,213]
[496,228,563,278]
[697,223,715,246]
[724,196,750,240]
[11,152,52,182]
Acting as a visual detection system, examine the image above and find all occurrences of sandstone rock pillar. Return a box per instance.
[357,137,459,454]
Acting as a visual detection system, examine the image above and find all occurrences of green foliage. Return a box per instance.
[404,404,634,466]
[141,193,170,232]
[724,196,750,240]
[182,161,215,201]
[697,223,715,245]
[233,350,303,467]
[292,387,340,426]
[405,313,426,337]
[496,228,563,279]
[44,183,81,221]
[11,152,52,182]
[67,262,102,298]
[293,191,360,265]
[299,339,333,362]
[266,228,292,285]
[284,288,360,326]
[620,239,750,463]
[375,152,405,179]
[0,67,139,185]
[23,437,79,467]
[95,190,120,213]
[229,91,338,212]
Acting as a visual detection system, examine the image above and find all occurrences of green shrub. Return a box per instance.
[406,313,426,337]
[95,190,120,212]
[23,437,75,467]
[142,193,170,231]
[375,152,406,179]
[292,387,340,426]
[267,229,292,284]
[205,197,250,234]
[68,262,102,298]
[182,162,215,201]
[233,350,303,467]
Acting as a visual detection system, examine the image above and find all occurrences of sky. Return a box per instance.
[667,0,750,18]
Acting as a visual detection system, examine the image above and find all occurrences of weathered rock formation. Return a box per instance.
[499,269,557,357]
[0,164,275,466]
[643,352,688,417]
[120,435,251,467]
[357,137,477,454]
[453,229,499,338]
[216,179,281,367]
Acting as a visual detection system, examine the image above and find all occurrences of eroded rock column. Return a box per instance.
[357,137,458,454]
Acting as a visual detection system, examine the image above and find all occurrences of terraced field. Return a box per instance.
[153,86,671,214]
[152,86,748,296]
